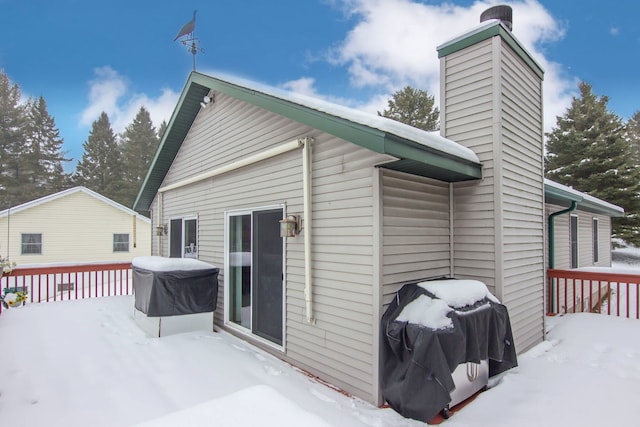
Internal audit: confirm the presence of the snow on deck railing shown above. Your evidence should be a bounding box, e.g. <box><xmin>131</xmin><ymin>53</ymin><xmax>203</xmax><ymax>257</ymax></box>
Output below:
<box><xmin>548</xmin><ymin>269</ymin><xmax>640</xmax><ymax>319</ymax></box>
<box><xmin>0</xmin><ymin>262</ymin><xmax>132</xmax><ymax>315</ymax></box>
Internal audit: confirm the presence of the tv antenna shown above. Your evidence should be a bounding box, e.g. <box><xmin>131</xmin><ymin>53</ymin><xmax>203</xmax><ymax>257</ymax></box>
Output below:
<box><xmin>174</xmin><ymin>10</ymin><xmax>204</xmax><ymax>70</ymax></box>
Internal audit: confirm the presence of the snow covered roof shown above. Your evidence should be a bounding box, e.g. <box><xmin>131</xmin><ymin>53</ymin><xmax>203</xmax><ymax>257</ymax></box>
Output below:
<box><xmin>544</xmin><ymin>179</ymin><xmax>625</xmax><ymax>217</ymax></box>
<box><xmin>134</xmin><ymin>71</ymin><xmax>483</xmax><ymax>212</ymax></box>
<box><xmin>0</xmin><ymin>186</ymin><xmax>151</xmax><ymax>222</ymax></box>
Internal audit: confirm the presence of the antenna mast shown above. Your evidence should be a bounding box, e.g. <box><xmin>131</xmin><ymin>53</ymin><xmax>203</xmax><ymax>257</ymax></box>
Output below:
<box><xmin>181</xmin><ymin>36</ymin><xmax>204</xmax><ymax>71</ymax></box>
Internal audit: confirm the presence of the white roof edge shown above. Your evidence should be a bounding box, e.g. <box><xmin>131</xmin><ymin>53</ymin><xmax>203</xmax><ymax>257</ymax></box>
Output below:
<box><xmin>544</xmin><ymin>178</ymin><xmax>624</xmax><ymax>214</ymax></box>
<box><xmin>0</xmin><ymin>187</ymin><xmax>151</xmax><ymax>223</ymax></box>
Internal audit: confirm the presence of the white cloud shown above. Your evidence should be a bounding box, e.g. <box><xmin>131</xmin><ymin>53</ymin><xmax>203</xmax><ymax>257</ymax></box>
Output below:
<box><xmin>610</xmin><ymin>27</ymin><xmax>620</xmax><ymax>36</ymax></box>
<box><xmin>322</xmin><ymin>0</ymin><xmax>577</xmax><ymax>133</ymax></box>
<box><xmin>80</xmin><ymin>66</ymin><xmax>178</xmax><ymax>135</ymax></box>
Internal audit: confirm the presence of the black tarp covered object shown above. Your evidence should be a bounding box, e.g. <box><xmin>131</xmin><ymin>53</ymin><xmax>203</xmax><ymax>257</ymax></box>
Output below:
<box><xmin>133</xmin><ymin>259</ymin><xmax>219</xmax><ymax>317</ymax></box>
<box><xmin>381</xmin><ymin>281</ymin><xmax>518</xmax><ymax>423</ymax></box>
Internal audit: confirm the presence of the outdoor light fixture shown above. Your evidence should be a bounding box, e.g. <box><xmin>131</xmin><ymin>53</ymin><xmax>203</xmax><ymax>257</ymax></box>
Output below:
<box><xmin>279</xmin><ymin>215</ymin><xmax>301</xmax><ymax>238</ymax></box>
<box><xmin>200</xmin><ymin>93</ymin><xmax>214</xmax><ymax>109</ymax></box>
<box><xmin>155</xmin><ymin>224</ymin><xmax>168</xmax><ymax>236</ymax></box>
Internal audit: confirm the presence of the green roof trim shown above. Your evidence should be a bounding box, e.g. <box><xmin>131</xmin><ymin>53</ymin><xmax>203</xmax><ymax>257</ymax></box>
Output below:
<box><xmin>437</xmin><ymin>21</ymin><xmax>544</xmax><ymax>80</ymax></box>
<box><xmin>133</xmin><ymin>79</ymin><xmax>209</xmax><ymax>212</ymax></box>
<box><xmin>544</xmin><ymin>179</ymin><xmax>625</xmax><ymax>218</ymax></box>
<box><xmin>134</xmin><ymin>72</ymin><xmax>482</xmax><ymax>212</ymax></box>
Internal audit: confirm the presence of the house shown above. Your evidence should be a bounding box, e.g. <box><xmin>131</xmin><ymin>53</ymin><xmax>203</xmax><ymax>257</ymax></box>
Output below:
<box><xmin>545</xmin><ymin>178</ymin><xmax>624</xmax><ymax>269</ymax></box>
<box><xmin>0</xmin><ymin>187</ymin><xmax>151</xmax><ymax>265</ymax></box>
<box><xmin>134</xmin><ymin>13</ymin><xmax>622</xmax><ymax>405</ymax></box>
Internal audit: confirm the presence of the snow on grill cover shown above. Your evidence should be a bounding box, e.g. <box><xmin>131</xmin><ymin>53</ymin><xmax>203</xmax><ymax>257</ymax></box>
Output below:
<box><xmin>132</xmin><ymin>256</ymin><xmax>219</xmax><ymax>317</ymax></box>
<box><xmin>381</xmin><ymin>278</ymin><xmax>518</xmax><ymax>423</ymax></box>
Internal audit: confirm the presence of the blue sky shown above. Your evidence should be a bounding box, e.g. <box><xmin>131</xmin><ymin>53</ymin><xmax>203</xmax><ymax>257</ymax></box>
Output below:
<box><xmin>1</xmin><ymin>0</ymin><xmax>638</xmax><ymax>171</ymax></box>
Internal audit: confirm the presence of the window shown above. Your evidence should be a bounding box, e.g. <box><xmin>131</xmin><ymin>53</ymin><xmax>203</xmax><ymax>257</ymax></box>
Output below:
<box><xmin>21</xmin><ymin>233</ymin><xmax>42</xmax><ymax>255</ymax></box>
<box><xmin>170</xmin><ymin>216</ymin><xmax>198</xmax><ymax>258</ymax></box>
<box><xmin>113</xmin><ymin>234</ymin><xmax>130</xmax><ymax>252</ymax></box>
<box><xmin>593</xmin><ymin>218</ymin><xmax>599</xmax><ymax>263</ymax></box>
<box><xmin>570</xmin><ymin>215</ymin><xmax>578</xmax><ymax>269</ymax></box>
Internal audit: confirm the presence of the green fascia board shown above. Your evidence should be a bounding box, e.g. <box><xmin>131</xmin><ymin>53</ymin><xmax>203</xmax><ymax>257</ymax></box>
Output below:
<box><xmin>437</xmin><ymin>21</ymin><xmax>544</xmax><ymax>81</ymax></box>
<box><xmin>544</xmin><ymin>182</ymin><xmax>624</xmax><ymax>218</ymax></box>
<box><xmin>133</xmin><ymin>78</ymin><xmax>209</xmax><ymax>212</ymax></box>
<box><xmin>383</xmin><ymin>134</ymin><xmax>482</xmax><ymax>180</ymax></box>
<box><xmin>189</xmin><ymin>72</ymin><xmax>388</xmax><ymax>152</ymax></box>
<box><xmin>134</xmin><ymin>71</ymin><xmax>482</xmax><ymax>212</ymax></box>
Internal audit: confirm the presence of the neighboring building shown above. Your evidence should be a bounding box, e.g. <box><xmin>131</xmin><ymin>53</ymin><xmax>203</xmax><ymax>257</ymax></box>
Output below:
<box><xmin>0</xmin><ymin>187</ymin><xmax>151</xmax><ymax>265</ymax></box>
<box><xmin>134</xmin><ymin>17</ymin><xmax>622</xmax><ymax>405</ymax></box>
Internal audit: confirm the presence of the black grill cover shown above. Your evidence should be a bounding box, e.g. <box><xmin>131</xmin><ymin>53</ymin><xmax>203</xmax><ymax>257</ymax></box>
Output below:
<box><xmin>133</xmin><ymin>264</ymin><xmax>219</xmax><ymax>317</ymax></box>
<box><xmin>381</xmin><ymin>281</ymin><xmax>518</xmax><ymax>422</ymax></box>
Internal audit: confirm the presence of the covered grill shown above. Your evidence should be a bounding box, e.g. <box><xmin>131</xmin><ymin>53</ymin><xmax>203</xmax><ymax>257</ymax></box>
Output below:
<box><xmin>381</xmin><ymin>278</ymin><xmax>518</xmax><ymax>422</ymax></box>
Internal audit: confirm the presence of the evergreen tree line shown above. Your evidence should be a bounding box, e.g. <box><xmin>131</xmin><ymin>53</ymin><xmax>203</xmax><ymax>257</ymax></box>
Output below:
<box><xmin>4</xmin><ymin>68</ymin><xmax>640</xmax><ymax>245</ymax></box>
<box><xmin>381</xmin><ymin>84</ymin><xmax>640</xmax><ymax>246</ymax></box>
<box><xmin>0</xmin><ymin>70</ymin><xmax>165</xmax><ymax>211</ymax></box>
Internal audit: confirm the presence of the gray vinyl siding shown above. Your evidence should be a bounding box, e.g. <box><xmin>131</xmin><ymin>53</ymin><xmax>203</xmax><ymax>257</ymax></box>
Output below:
<box><xmin>442</xmin><ymin>38</ymin><xmax>497</xmax><ymax>291</ymax></box>
<box><xmin>441</xmin><ymin>35</ymin><xmax>545</xmax><ymax>353</ymax></box>
<box><xmin>381</xmin><ymin>169</ymin><xmax>451</xmax><ymax>306</ymax></box>
<box><xmin>498</xmin><ymin>38</ymin><xmax>545</xmax><ymax>353</ymax></box>
<box><xmin>285</xmin><ymin>135</ymin><xmax>389</xmax><ymax>403</ymax></box>
<box><xmin>547</xmin><ymin>203</ymin><xmax>613</xmax><ymax>269</ymax></box>
<box><xmin>154</xmin><ymin>93</ymin><xmax>391</xmax><ymax>404</ymax></box>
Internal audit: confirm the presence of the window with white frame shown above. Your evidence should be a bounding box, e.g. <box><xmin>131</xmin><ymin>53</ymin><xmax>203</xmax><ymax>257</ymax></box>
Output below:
<box><xmin>21</xmin><ymin>233</ymin><xmax>42</xmax><ymax>255</ymax></box>
<box><xmin>113</xmin><ymin>234</ymin><xmax>130</xmax><ymax>252</ymax></box>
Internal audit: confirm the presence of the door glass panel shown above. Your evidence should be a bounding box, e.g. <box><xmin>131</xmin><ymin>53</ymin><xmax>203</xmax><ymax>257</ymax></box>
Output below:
<box><xmin>229</xmin><ymin>214</ymin><xmax>252</xmax><ymax>329</ymax></box>
<box><xmin>252</xmin><ymin>209</ymin><xmax>283</xmax><ymax>345</ymax></box>
<box><xmin>170</xmin><ymin>219</ymin><xmax>182</xmax><ymax>258</ymax></box>
<box><xmin>184</xmin><ymin>218</ymin><xmax>197</xmax><ymax>258</ymax></box>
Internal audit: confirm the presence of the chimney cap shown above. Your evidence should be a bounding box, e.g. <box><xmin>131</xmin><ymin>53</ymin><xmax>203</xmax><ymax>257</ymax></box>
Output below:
<box><xmin>480</xmin><ymin>5</ymin><xmax>513</xmax><ymax>31</ymax></box>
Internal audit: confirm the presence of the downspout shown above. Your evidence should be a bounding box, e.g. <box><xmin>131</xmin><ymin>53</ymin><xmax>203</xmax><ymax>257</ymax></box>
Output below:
<box><xmin>132</xmin><ymin>214</ymin><xmax>137</xmax><ymax>249</ymax></box>
<box><xmin>302</xmin><ymin>137</ymin><xmax>315</xmax><ymax>324</ymax></box>
<box><xmin>6</xmin><ymin>207</ymin><xmax>10</xmax><ymax>260</ymax></box>
<box><xmin>449</xmin><ymin>183</ymin><xmax>454</xmax><ymax>278</ymax></box>
<box><xmin>157</xmin><ymin>193</ymin><xmax>163</xmax><ymax>256</ymax></box>
<box><xmin>548</xmin><ymin>201</ymin><xmax>577</xmax><ymax>311</ymax></box>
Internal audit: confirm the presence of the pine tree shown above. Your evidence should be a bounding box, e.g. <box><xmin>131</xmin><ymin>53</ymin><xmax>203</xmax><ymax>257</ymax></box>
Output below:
<box><xmin>119</xmin><ymin>106</ymin><xmax>159</xmax><ymax>207</ymax></box>
<box><xmin>378</xmin><ymin>86</ymin><xmax>439</xmax><ymax>131</ymax></box>
<box><xmin>546</xmin><ymin>82</ymin><xmax>640</xmax><ymax>245</ymax></box>
<box><xmin>0</xmin><ymin>70</ymin><xmax>27</xmax><ymax>210</ymax></box>
<box><xmin>627</xmin><ymin>111</ymin><xmax>640</xmax><ymax>163</ymax></box>
<box><xmin>74</xmin><ymin>112</ymin><xmax>123</xmax><ymax>203</ymax></box>
<box><xmin>24</xmin><ymin>96</ymin><xmax>71</xmax><ymax>197</ymax></box>
<box><xmin>157</xmin><ymin>120</ymin><xmax>168</xmax><ymax>141</ymax></box>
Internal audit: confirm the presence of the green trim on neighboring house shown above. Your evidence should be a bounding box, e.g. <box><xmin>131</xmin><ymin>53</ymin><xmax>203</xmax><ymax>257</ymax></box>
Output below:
<box><xmin>134</xmin><ymin>72</ymin><xmax>483</xmax><ymax>212</ymax></box>
<box><xmin>437</xmin><ymin>21</ymin><xmax>544</xmax><ymax>80</ymax></box>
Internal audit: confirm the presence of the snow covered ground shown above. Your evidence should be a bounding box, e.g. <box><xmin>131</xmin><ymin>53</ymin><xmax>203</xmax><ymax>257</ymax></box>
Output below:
<box><xmin>1</xmin><ymin>261</ymin><xmax>640</xmax><ymax>426</ymax></box>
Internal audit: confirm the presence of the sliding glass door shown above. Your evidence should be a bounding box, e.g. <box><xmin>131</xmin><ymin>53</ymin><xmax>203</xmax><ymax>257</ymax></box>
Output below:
<box><xmin>227</xmin><ymin>208</ymin><xmax>283</xmax><ymax>345</ymax></box>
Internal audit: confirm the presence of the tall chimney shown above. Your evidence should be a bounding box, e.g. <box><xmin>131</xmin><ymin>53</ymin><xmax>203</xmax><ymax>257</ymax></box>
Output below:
<box><xmin>437</xmin><ymin>9</ymin><xmax>545</xmax><ymax>352</ymax></box>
